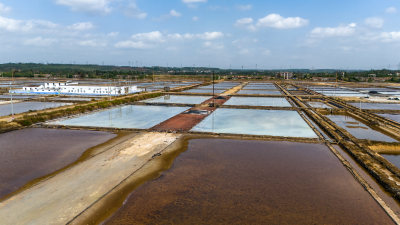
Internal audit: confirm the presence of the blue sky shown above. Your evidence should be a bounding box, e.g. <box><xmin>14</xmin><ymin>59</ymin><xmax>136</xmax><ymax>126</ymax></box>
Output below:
<box><xmin>0</xmin><ymin>0</ymin><xmax>399</xmax><ymax>69</ymax></box>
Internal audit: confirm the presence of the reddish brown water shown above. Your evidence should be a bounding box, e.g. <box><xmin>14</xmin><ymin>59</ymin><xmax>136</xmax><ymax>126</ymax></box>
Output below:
<box><xmin>0</xmin><ymin>128</ymin><xmax>115</xmax><ymax>199</ymax></box>
<box><xmin>105</xmin><ymin>139</ymin><xmax>393</xmax><ymax>225</ymax></box>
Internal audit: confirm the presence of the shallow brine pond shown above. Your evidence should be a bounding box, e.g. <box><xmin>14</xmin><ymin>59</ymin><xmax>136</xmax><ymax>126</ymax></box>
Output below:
<box><xmin>52</xmin><ymin>105</ymin><xmax>189</xmax><ymax>129</ymax></box>
<box><xmin>349</xmin><ymin>102</ymin><xmax>400</xmax><ymax>110</ymax></box>
<box><xmin>237</xmin><ymin>89</ymin><xmax>282</xmax><ymax>95</ymax></box>
<box><xmin>224</xmin><ymin>97</ymin><xmax>291</xmax><ymax>107</ymax></box>
<box><xmin>142</xmin><ymin>95</ymin><xmax>210</xmax><ymax>104</ymax></box>
<box><xmin>381</xmin><ymin>154</ymin><xmax>400</xmax><ymax>170</ymax></box>
<box><xmin>379</xmin><ymin>114</ymin><xmax>400</xmax><ymax>123</ymax></box>
<box><xmin>191</xmin><ymin>108</ymin><xmax>317</xmax><ymax>138</ymax></box>
<box><xmin>307</xmin><ymin>101</ymin><xmax>331</xmax><ymax>109</ymax></box>
<box><xmin>104</xmin><ymin>139</ymin><xmax>393</xmax><ymax>225</ymax></box>
<box><xmin>0</xmin><ymin>128</ymin><xmax>115</xmax><ymax>199</ymax></box>
<box><xmin>326</xmin><ymin>114</ymin><xmax>397</xmax><ymax>142</ymax></box>
<box><xmin>183</xmin><ymin>89</ymin><xmax>225</xmax><ymax>94</ymax></box>
<box><xmin>0</xmin><ymin>102</ymin><xmax>71</xmax><ymax>117</ymax></box>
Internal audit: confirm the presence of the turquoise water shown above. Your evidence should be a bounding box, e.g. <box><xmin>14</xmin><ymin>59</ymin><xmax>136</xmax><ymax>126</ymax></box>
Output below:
<box><xmin>224</xmin><ymin>97</ymin><xmax>291</xmax><ymax>107</ymax></box>
<box><xmin>142</xmin><ymin>95</ymin><xmax>210</xmax><ymax>104</ymax></box>
<box><xmin>191</xmin><ymin>108</ymin><xmax>317</xmax><ymax>138</ymax></box>
<box><xmin>52</xmin><ymin>105</ymin><xmax>189</xmax><ymax>129</ymax></box>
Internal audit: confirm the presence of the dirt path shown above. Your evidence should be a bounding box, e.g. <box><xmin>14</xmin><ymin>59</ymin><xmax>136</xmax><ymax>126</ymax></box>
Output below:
<box><xmin>0</xmin><ymin>132</ymin><xmax>181</xmax><ymax>225</ymax></box>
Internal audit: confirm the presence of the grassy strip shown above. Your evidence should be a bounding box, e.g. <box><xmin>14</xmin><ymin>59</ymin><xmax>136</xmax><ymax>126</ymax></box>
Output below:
<box><xmin>13</xmin><ymin>92</ymin><xmax>163</xmax><ymax>127</ymax></box>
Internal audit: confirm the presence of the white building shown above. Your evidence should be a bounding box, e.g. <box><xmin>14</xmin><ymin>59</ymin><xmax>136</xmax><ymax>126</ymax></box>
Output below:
<box><xmin>11</xmin><ymin>82</ymin><xmax>143</xmax><ymax>96</ymax></box>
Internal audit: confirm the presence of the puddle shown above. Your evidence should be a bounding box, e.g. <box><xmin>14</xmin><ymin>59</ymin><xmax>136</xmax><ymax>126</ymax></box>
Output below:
<box><xmin>0</xmin><ymin>102</ymin><xmax>72</xmax><ymax>117</ymax></box>
<box><xmin>224</xmin><ymin>97</ymin><xmax>291</xmax><ymax>107</ymax></box>
<box><xmin>0</xmin><ymin>128</ymin><xmax>115</xmax><ymax>199</ymax></box>
<box><xmin>237</xmin><ymin>90</ymin><xmax>282</xmax><ymax>95</ymax></box>
<box><xmin>325</xmin><ymin>114</ymin><xmax>397</xmax><ymax>142</ymax></box>
<box><xmin>104</xmin><ymin>139</ymin><xmax>393</xmax><ymax>225</ymax></box>
<box><xmin>52</xmin><ymin>105</ymin><xmax>189</xmax><ymax>129</ymax></box>
<box><xmin>348</xmin><ymin>103</ymin><xmax>400</xmax><ymax>110</ymax></box>
<box><xmin>142</xmin><ymin>95</ymin><xmax>210</xmax><ymax>104</ymax></box>
<box><xmin>191</xmin><ymin>108</ymin><xmax>317</xmax><ymax>138</ymax></box>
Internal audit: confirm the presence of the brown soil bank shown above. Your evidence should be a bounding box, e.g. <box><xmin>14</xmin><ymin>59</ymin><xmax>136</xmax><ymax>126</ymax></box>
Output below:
<box><xmin>105</xmin><ymin>139</ymin><xmax>394</xmax><ymax>225</ymax></box>
<box><xmin>0</xmin><ymin>128</ymin><xmax>116</xmax><ymax>199</ymax></box>
<box><xmin>0</xmin><ymin>132</ymin><xmax>180</xmax><ymax>225</ymax></box>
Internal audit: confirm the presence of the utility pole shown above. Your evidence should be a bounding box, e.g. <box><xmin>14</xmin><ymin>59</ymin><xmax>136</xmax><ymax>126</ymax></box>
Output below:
<box><xmin>10</xmin><ymin>69</ymin><xmax>15</xmax><ymax>120</ymax></box>
<box><xmin>212</xmin><ymin>71</ymin><xmax>215</xmax><ymax>107</ymax></box>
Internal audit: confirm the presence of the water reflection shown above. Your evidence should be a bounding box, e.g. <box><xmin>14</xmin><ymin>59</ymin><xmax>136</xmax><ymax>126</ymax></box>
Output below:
<box><xmin>224</xmin><ymin>97</ymin><xmax>291</xmax><ymax>107</ymax></box>
<box><xmin>326</xmin><ymin>114</ymin><xmax>397</xmax><ymax>142</ymax></box>
<box><xmin>191</xmin><ymin>108</ymin><xmax>317</xmax><ymax>138</ymax></box>
<box><xmin>142</xmin><ymin>95</ymin><xmax>210</xmax><ymax>104</ymax></box>
<box><xmin>53</xmin><ymin>105</ymin><xmax>189</xmax><ymax>129</ymax></box>
<box><xmin>0</xmin><ymin>102</ymin><xmax>71</xmax><ymax>117</ymax></box>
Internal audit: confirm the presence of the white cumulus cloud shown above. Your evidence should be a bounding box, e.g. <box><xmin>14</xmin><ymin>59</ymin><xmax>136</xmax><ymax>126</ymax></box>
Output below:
<box><xmin>124</xmin><ymin>1</ymin><xmax>147</xmax><ymax>19</ymax></box>
<box><xmin>55</xmin><ymin>0</ymin><xmax>113</xmax><ymax>14</ymax></box>
<box><xmin>24</xmin><ymin>37</ymin><xmax>57</xmax><ymax>46</ymax></box>
<box><xmin>79</xmin><ymin>39</ymin><xmax>106</xmax><ymax>47</ymax></box>
<box><xmin>379</xmin><ymin>32</ymin><xmax>400</xmax><ymax>42</ymax></box>
<box><xmin>236</xmin><ymin>14</ymin><xmax>308</xmax><ymax>31</ymax></box>
<box><xmin>182</xmin><ymin>0</ymin><xmax>207</xmax><ymax>8</ymax></box>
<box><xmin>257</xmin><ymin>14</ymin><xmax>308</xmax><ymax>29</ymax></box>
<box><xmin>68</xmin><ymin>22</ymin><xmax>94</xmax><ymax>31</ymax></box>
<box><xmin>169</xmin><ymin>9</ymin><xmax>181</xmax><ymax>17</ymax></box>
<box><xmin>0</xmin><ymin>2</ymin><xmax>11</xmax><ymax>14</ymax></box>
<box><xmin>310</xmin><ymin>23</ymin><xmax>357</xmax><ymax>38</ymax></box>
<box><xmin>386</xmin><ymin>7</ymin><xmax>397</xmax><ymax>14</ymax></box>
<box><xmin>364</xmin><ymin>17</ymin><xmax>384</xmax><ymax>29</ymax></box>
<box><xmin>0</xmin><ymin>16</ymin><xmax>58</xmax><ymax>32</ymax></box>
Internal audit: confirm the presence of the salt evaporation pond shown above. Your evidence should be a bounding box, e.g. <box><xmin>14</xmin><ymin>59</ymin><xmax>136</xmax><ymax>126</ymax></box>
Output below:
<box><xmin>183</xmin><ymin>89</ymin><xmax>225</xmax><ymax>94</ymax></box>
<box><xmin>142</xmin><ymin>95</ymin><xmax>210</xmax><ymax>104</ymax></box>
<box><xmin>0</xmin><ymin>128</ymin><xmax>115</xmax><ymax>199</ymax></box>
<box><xmin>379</xmin><ymin>114</ymin><xmax>400</xmax><ymax>123</ymax></box>
<box><xmin>243</xmin><ymin>85</ymin><xmax>277</xmax><ymax>90</ymax></box>
<box><xmin>308</xmin><ymin>101</ymin><xmax>331</xmax><ymax>108</ymax></box>
<box><xmin>349</xmin><ymin>102</ymin><xmax>400</xmax><ymax>110</ymax></box>
<box><xmin>104</xmin><ymin>139</ymin><xmax>393</xmax><ymax>225</ymax></box>
<box><xmin>191</xmin><ymin>108</ymin><xmax>317</xmax><ymax>138</ymax></box>
<box><xmin>381</xmin><ymin>154</ymin><xmax>400</xmax><ymax>169</ymax></box>
<box><xmin>224</xmin><ymin>97</ymin><xmax>291</xmax><ymax>107</ymax></box>
<box><xmin>237</xmin><ymin>89</ymin><xmax>282</xmax><ymax>95</ymax></box>
<box><xmin>326</xmin><ymin>114</ymin><xmax>397</xmax><ymax>142</ymax></box>
<box><xmin>53</xmin><ymin>105</ymin><xmax>189</xmax><ymax>129</ymax></box>
<box><xmin>0</xmin><ymin>102</ymin><xmax>71</xmax><ymax>117</ymax></box>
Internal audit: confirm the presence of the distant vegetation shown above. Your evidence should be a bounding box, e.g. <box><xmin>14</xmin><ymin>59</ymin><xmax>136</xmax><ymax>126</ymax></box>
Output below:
<box><xmin>0</xmin><ymin>63</ymin><xmax>399</xmax><ymax>82</ymax></box>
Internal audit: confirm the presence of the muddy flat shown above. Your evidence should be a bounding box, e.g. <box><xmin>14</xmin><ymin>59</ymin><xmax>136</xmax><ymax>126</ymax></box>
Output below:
<box><xmin>105</xmin><ymin>139</ymin><xmax>394</xmax><ymax>225</ymax></box>
<box><xmin>0</xmin><ymin>128</ymin><xmax>116</xmax><ymax>199</ymax></box>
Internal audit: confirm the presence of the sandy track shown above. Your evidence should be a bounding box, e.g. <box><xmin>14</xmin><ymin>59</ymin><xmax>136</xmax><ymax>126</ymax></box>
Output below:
<box><xmin>0</xmin><ymin>132</ymin><xmax>180</xmax><ymax>225</ymax></box>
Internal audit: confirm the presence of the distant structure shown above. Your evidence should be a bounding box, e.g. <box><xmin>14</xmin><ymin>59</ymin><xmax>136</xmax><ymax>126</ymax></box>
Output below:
<box><xmin>10</xmin><ymin>82</ymin><xmax>142</xmax><ymax>96</ymax></box>
<box><xmin>279</xmin><ymin>72</ymin><xmax>293</xmax><ymax>79</ymax></box>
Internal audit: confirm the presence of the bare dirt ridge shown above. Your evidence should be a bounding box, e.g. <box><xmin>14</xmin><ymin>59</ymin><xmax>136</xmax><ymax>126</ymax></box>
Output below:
<box><xmin>0</xmin><ymin>132</ymin><xmax>181</xmax><ymax>225</ymax></box>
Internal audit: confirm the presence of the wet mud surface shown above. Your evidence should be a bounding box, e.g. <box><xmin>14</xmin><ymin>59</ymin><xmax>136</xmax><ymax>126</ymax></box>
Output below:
<box><xmin>105</xmin><ymin>139</ymin><xmax>393</xmax><ymax>225</ymax></box>
<box><xmin>0</xmin><ymin>128</ymin><xmax>115</xmax><ymax>199</ymax></box>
